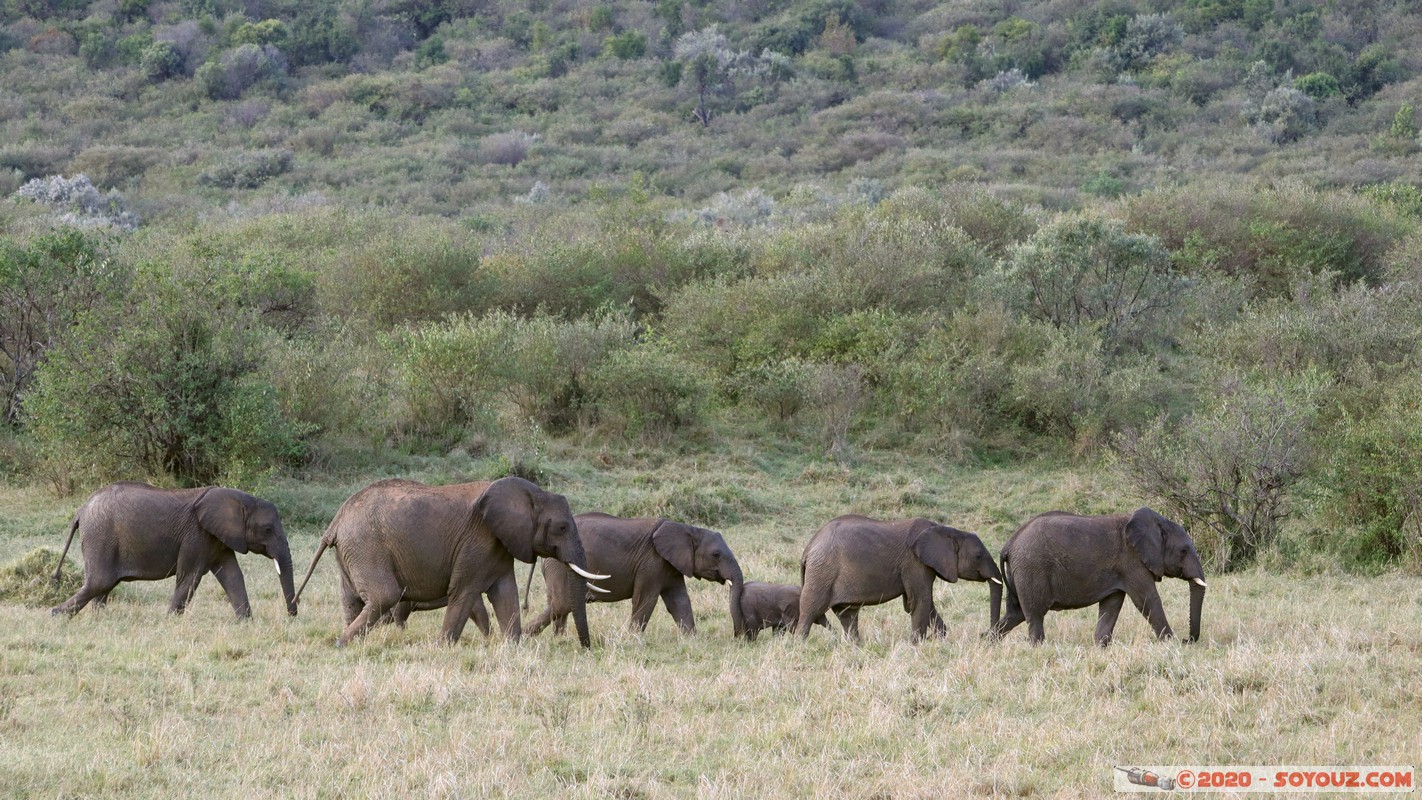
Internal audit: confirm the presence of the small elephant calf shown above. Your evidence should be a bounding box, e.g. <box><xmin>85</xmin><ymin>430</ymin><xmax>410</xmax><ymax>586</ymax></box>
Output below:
<box><xmin>741</xmin><ymin>581</ymin><xmax>828</xmax><ymax>641</ymax></box>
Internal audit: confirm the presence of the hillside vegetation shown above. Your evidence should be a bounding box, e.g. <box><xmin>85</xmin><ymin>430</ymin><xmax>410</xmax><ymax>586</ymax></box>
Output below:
<box><xmin>2</xmin><ymin>0</ymin><xmax>1422</xmax><ymax>575</ymax></box>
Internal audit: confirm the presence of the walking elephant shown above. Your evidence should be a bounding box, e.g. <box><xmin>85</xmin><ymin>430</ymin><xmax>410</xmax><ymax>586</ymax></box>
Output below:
<box><xmin>525</xmin><ymin>513</ymin><xmax>746</xmax><ymax>637</ymax></box>
<box><xmin>50</xmin><ymin>482</ymin><xmax>297</xmax><ymax>618</ymax></box>
<box><xmin>295</xmin><ymin>476</ymin><xmax>608</xmax><ymax>647</ymax></box>
<box><xmin>796</xmin><ymin>515</ymin><xmax>1002</xmax><ymax>641</ymax></box>
<box><xmin>740</xmin><ymin>581</ymin><xmax>828</xmax><ymax>641</ymax></box>
<box><xmin>988</xmin><ymin>508</ymin><xmax>1207</xmax><ymax>646</ymax></box>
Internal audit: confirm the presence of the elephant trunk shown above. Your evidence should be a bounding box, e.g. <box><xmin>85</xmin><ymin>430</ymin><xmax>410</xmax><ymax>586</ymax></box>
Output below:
<box><xmin>275</xmin><ymin>541</ymin><xmax>297</xmax><ymax>616</ymax></box>
<box><xmin>726</xmin><ymin>561</ymin><xmax>746</xmax><ymax>639</ymax></box>
<box><xmin>561</xmin><ymin>543</ymin><xmax>593</xmax><ymax>648</ymax></box>
<box><xmin>990</xmin><ymin>574</ymin><xmax>1003</xmax><ymax>628</ymax></box>
<box><xmin>1186</xmin><ymin>578</ymin><xmax>1205</xmax><ymax>644</ymax></box>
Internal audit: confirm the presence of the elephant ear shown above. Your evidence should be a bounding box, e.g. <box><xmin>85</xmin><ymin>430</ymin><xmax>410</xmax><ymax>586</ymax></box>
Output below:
<box><xmin>651</xmin><ymin>521</ymin><xmax>697</xmax><ymax>576</ymax></box>
<box><xmin>477</xmin><ymin>478</ymin><xmax>536</xmax><ymax>563</ymax></box>
<box><xmin>1125</xmin><ymin>507</ymin><xmax>1165</xmax><ymax>580</ymax></box>
<box><xmin>196</xmin><ymin>488</ymin><xmax>250</xmax><ymax>554</ymax></box>
<box><xmin>911</xmin><ymin>525</ymin><xmax>959</xmax><ymax>583</ymax></box>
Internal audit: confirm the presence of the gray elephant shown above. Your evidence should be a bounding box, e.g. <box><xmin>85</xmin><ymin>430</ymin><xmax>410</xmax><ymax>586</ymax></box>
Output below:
<box><xmin>740</xmin><ymin>581</ymin><xmax>828</xmax><ymax>641</ymax></box>
<box><xmin>295</xmin><ymin>476</ymin><xmax>607</xmax><ymax>647</ymax></box>
<box><xmin>988</xmin><ymin>508</ymin><xmax>1207</xmax><ymax>646</ymax></box>
<box><xmin>50</xmin><ymin>481</ymin><xmax>297</xmax><ymax>618</ymax></box>
<box><xmin>796</xmin><ymin>515</ymin><xmax>1002</xmax><ymax>641</ymax></box>
<box><xmin>525</xmin><ymin>513</ymin><xmax>746</xmax><ymax>637</ymax></box>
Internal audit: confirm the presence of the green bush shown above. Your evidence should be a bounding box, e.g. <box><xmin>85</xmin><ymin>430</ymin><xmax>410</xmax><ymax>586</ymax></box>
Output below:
<box><xmin>1316</xmin><ymin>375</ymin><xmax>1422</xmax><ymax>568</ymax></box>
<box><xmin>588</xmin><ymin>343</ymin><xmax>714</xmax><ymax>439</ymax></box>
<box><xmin>1</xmin><ymin>228</ymin><xmax>127</xmax><ymax>425</ymax></box>
<box><xmin>23</xmin><ymin>262</ymin><xmax>311</xmax><ymax>487</ymax></box>
<box><xmin>1124</xmin><ymin>181</ymin><xmax>1411</xmax><ymax>298</ymax></box>
<box><xmin>196</xmin><ymin>149</ymin><xmax>294</xmax><ymax>189</ymax></box>
<box><xmin>1113</xmin><ymin>371</ymin><xmax>1327</xmax><ymax>571</ymax></box>
<box><xmin>389</xmin><ymin>309</ymin><xmax>637</xmax><ymax>441</ymax></box>
<box><xmin>139</xmin><ymin>40</ymin><xmax>184</xmax><ymax>82</ymax></box>
<box><xmin>987</xmin><ymin>212</ymin><xmax>1183</xmax><ymax>355</ymax></box>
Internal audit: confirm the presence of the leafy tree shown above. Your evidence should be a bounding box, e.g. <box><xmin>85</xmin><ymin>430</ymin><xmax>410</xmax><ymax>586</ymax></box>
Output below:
<box><xmin>990</xmin><ymin>213</ymin><xmax>1183</xmax><ymax>355</ymax></box>
<box><xmin>22</xmin><ymin>251</ymin><xmax>315</xmax><ymax>485</ymax></box>
<box><xmin>1293</xmin><ymin>71</ymin><xmax>1341</xmax><ymax>101</ymax></box>
<box><xmin>0</xmin><ymin>229</ymin><xmax>128</xmax><ymax>425</ymax></box>
<box><xmin>604</xmin><ymin>30</ymin><xmax>647</xmax><ymax>60</ymax></box>
<box><xmin>1114</xmin><ymin>373</ymin><xmax>1326</xmax><ymax>571</ymax></box>
<box><xmin>672</xmin><ymin>27</ymin><xmax>786</xmax><ymax>126</ymax></box>
<box><xmin>139</xmin><ymin>40</ymin><xmax>185</xmax><ymax>82</ymax></box>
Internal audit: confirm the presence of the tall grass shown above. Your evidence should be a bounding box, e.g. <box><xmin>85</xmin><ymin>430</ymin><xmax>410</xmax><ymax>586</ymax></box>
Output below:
<box><xmin>2</xmin><ymin>449</ymin><xmax>1418</xmax><ymax>797</ymax></box>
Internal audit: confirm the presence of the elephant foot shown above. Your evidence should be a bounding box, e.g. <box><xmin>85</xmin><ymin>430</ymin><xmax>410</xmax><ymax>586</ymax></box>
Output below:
<box><xmin>49</xmin><ymin>606</ymin><xmax>70</xmax><ymax>617</ymax></box>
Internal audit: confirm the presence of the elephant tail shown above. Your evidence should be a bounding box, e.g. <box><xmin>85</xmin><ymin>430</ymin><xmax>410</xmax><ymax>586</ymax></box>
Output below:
<box><xmin>521</xmin><ymin>558</ymin><xmax>537</xmax><ymax>611</ymax></box>
<box><xmin>294</xmin><ymin>535</ymin><xmax>333</xmax><ymax>606</ymax></box>
<box><xmin>52</xmin><ymin>516</ymin><xmax>81</xmax><ymax>584</ymax></box>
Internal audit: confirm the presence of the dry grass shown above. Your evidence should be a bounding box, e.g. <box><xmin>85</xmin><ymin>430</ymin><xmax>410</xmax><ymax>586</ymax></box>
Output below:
<box><xmin>1</xmin><ymin>454</ymin><xmax>1419</xmax><ymax>798</ymax></box>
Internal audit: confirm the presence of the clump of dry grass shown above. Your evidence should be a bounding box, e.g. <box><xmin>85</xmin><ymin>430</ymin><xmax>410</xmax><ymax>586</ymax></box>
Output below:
<box><xmin>0</xmin><ymin>546</ymin><xmax>80</xmax><ymax>607</ymax></box>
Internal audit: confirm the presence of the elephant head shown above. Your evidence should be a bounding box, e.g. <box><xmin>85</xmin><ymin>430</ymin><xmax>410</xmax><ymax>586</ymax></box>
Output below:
<box><xmin>197</xmin><ymin>488</ymin><xmax>297</xmax><ymax>616</ymax></box>
<box><xmin>910</xmin><ymin>523</ymin><xmax>1004</xmax><ymax>586</ymax></box>
<box><xmin>652</xmin><ymin>522</ymin><xmax>746</xmax><ymax>639</ymax></box>
<box><xmin>477</xmin><ymin>476</ymin><xmax>601</xmax><ymax>647</ymax></box>
<box><xmin>1124</xmin><ymin>507</ymin><xmax>1206</xmax><ymax>643</ymax></box>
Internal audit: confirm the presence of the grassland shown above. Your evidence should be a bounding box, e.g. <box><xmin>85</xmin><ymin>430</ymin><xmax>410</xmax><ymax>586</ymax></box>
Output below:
<box><xmin>2</xmin><ymin>443</ymin><xmax>1418</xmax><ymax>798</ymax></box>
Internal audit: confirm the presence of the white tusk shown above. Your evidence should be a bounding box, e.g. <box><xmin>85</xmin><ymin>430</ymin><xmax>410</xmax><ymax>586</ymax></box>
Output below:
<box><xmin>569</xmin><ymin>564</ymin><xmax>611</xmax><ymax>581</ymax></box>
<box><xmin>587</xmin><ymin>583</ymin><xmax>611</xmax><ymax>594</ymax></box>
<box><xmin>274</xmin><ymin>561</ymin><xmax>282</xmax><ymax>575</ymax></box>
<box><xmin>1192</xmin><ymin>578</ymin><xmax>1207</xmax><ymax>588</ymax></box>
<box><xmin>989</xmin><ymin>577</ymin><xmax>1003</xmax><ymax>585</ymax></box>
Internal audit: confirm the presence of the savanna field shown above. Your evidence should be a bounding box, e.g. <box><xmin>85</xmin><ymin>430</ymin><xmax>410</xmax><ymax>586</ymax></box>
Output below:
<box><xmin>5</xmin><ymin>0</ymin><xmax>1422</xmax><ymax>795</ymax></box>
<box><xmin>2</xmin><ymin>446</ymin><xmax>1420</xmax><ymax>798</ymax></box>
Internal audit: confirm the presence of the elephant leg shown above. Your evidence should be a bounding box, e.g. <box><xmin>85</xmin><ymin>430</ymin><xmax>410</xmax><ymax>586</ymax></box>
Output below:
<box><xmin>92</xmin><ymin>590</ymin><xmax>111</xmax><ymax>608</ymax></box>
<box><xmin>833</xmin><ymin>605</ymin><xmax>861</xmax><ymax>641</ymax></box>
<box><xmin>481</xmin><ymin>571</ymin><xmax>522</xmax><ymax>643</ymax></box>
<box><xmin>339</xmin><ymin>570</ymin><xmax>364</xmax><ymax>626</ymax></box>
<box><xmin>1094</xmin><ymin>592</ymin><xmax>1127</xmax><ymax>646</ymax></box>
<box><xmin>796</xmin><ymin>581</ymin><xmax>835</xmax><ymax>638</ymax></box>
<box><xmin>338</xmin><ymin>573</ymin><xmax>403</xmax><ymax>646</ymax></box>
<box><xmin>627</xmin><ymin>583</ymin><xmax>662</xmax><ymax>633</ymax></box>
<box><xmin>209</xmin><ymin>550</ymin><xmax>252</xmax><ymax>619</ymax></box>
<box><xmin>51</xmin><ymin>575</ymin><xmax>118</xmax><ymax>616</ymax></box>
<box><xmin>661</xmin><ymin>583</ymin><xmax>696</xmax><ymax>635</ymax></box>
<box><xmin>526</xmin><ymin>561</ymin><xmax>570</xmax><ymax>636</ymax></box>
<box><xmin>470</xmin><ymin>595</ymin><xmax>492</xmax><ymax>638</ymax></box>
<box><xmin>169</xmin><ymin>564</ymin><xmax>206</xmax><ymax>614</ymax></box>
<box><xmin>1127</xmin><ymin>584</ymin><xmax>1174</xmax><ymax>641</ymax></box>
<box><xmin>989</xmin><ymin>583</ymin><xmax>1028</xmax><ymax>638</ymax></box>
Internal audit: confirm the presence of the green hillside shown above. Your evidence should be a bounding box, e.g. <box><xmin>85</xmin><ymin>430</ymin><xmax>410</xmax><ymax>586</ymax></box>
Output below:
<box><xmin>3</xmin><ymin>0</ymin><xmax>1422</xmax><ymax>572</ymax></box>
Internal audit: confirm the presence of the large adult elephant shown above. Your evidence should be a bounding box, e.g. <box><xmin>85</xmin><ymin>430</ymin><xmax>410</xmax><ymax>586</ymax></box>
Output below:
<box><xmin>50</xmin><ymin>482</ymin><xmax>297</xmax><ymax>618</ymax></box>
<box><xmin>796</xmin><ymin>515</ymin><xmax>1002</xmax><ymax>641</ymax></box>
<box><xmin>988</xmin><ymin>508</ymin><xmax>1207</xmax><ymax>646</ymax></box>
<box><xmin>295</xmin><ymin>476</ymin><xmax>608</xmax><ymax>647</ymax></box>
<box><xmin>525</xmin><ymin>513</ymin><xmax>746</xmax><ymax>637</ymax></box>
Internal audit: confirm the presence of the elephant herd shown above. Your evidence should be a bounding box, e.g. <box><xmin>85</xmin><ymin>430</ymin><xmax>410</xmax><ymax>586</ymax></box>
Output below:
<box><xmin>49</xmin><ymin>477</ymin><xmax>1208</xmax><ymax>648</ymax></box>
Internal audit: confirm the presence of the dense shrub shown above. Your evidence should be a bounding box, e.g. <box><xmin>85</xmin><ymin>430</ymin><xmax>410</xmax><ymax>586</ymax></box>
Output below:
<box><xmin>196</xmin><ymin>43</ymin><xmax>287</xmax><ymax>100</ymax></box>
<box><xmin>1124</xmin><ymin>182</ymin><xmax>1410</xmax><ymax>297</ymax></box>
<box><xmin>588</xmin><ymin>343</ymin><xmax>714</xmax><ymax>438</ymax></box>
<box><xmin>0</xmin><ymin>228</ymin><xmax>127</xmax><ymax>424</ymax></box>
<box><xmin>23</xmin><ymin>261</ymin><xmax>312</xmax><ymax>487</ymax></box>
<box><xmin>388</xmin><ymin>309</ymin><xmax>637</xmax><ymax>440</ymax></box>
<box><xmin>1316</xmin><ymin>374</ymin><xmax>1422</xmax><ymax>567</ymax></box>
<box><xmin>988</xmin><ymin>212</ymin><xmax>1183</xmax><ymax>355</ymax></box>
<box><xmin>1113</xmin><ymin>372</ymin><xmax>1326</xmax><ymax>571</ymax></box>
<box><xmin>12</xmin><ymin>174</ymin><xmax>138</xmax><ymax>230</ymax></box>
<box><xmin>196</xmin><ymin>149</ymin><xmax>293</xmax><ymax>189</ymax></box>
